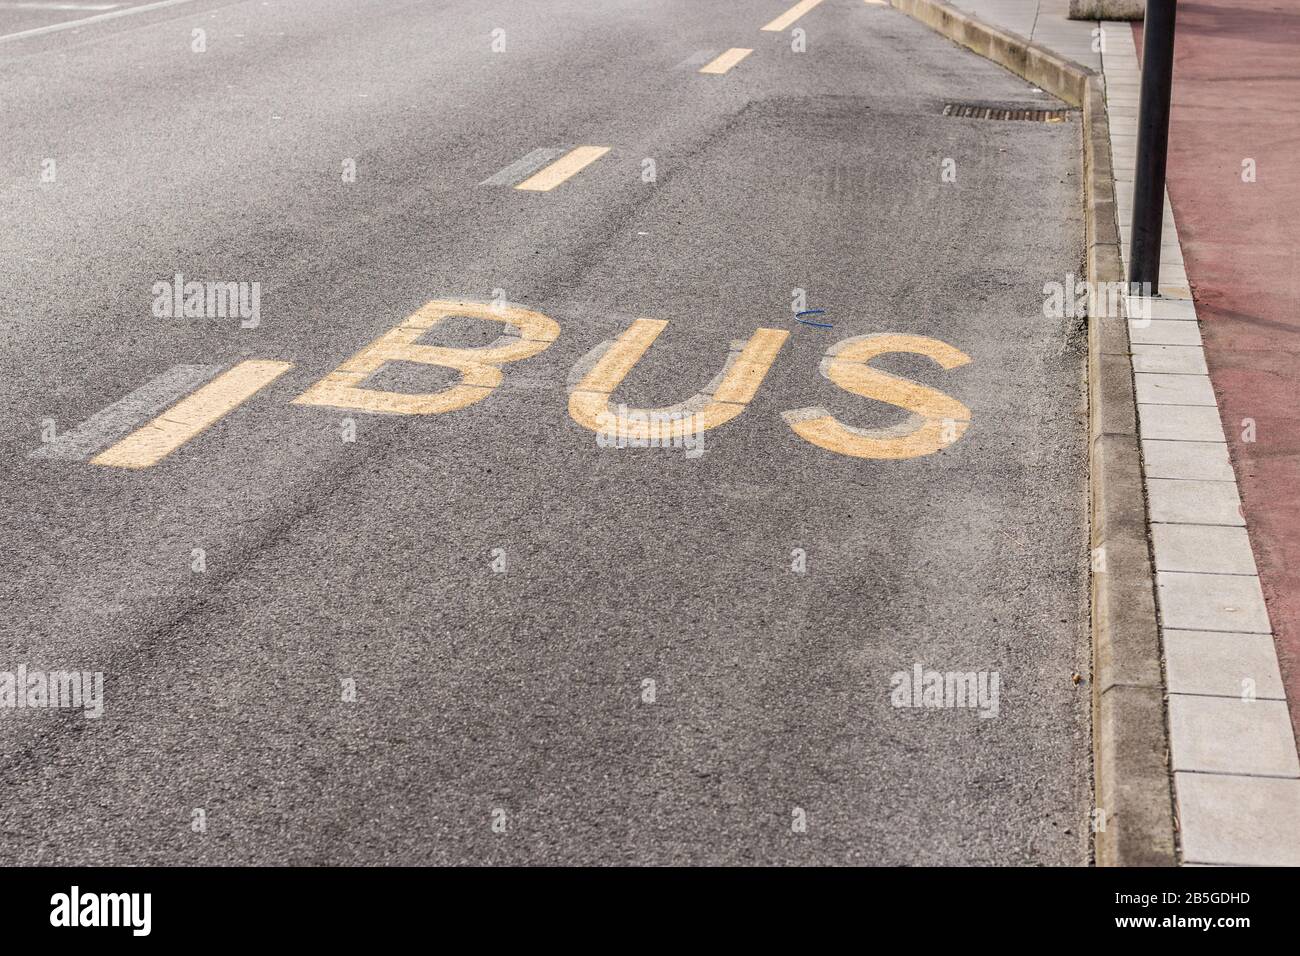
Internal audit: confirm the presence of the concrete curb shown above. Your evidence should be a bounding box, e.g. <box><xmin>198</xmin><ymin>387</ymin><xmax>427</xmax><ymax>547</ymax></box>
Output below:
<box><xmin>890</xmin><ymin>0</ymin><xmax>1178</xmax><ymax>865</ymax></box>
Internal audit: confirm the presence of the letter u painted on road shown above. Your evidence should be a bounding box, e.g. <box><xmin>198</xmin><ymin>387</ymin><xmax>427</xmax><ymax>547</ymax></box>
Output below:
<box><xmin>293</xmin><ymin>299</ymin><xmax>560</xmax><ymax>415</ymax></box>
<box><xmin>568</xmin><ymin>318</ymin><xmax>789</xmax><ymax>440</ymax></box>
<box><xmin>783</xmin><ymin>333</ymin><xmax>971</xmax><ymax>459</ymax></box>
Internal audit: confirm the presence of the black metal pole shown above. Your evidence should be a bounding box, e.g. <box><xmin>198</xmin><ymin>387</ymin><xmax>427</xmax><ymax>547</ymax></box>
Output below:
<box><xmin>1128</xmin><ymin>0</ymin><xmax>1178</xmax><ymax>293</ymax></box>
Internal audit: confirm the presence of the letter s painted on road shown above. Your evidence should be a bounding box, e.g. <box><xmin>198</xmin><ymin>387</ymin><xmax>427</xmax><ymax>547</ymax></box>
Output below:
<box><xmin>782</xmin><ymin>333</ymin><xmax>971</xmax><ymax>460</ymax></box>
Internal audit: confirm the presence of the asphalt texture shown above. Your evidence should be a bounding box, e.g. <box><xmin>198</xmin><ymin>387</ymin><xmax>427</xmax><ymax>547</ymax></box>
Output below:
<box><xmin>0</xmin><ymin>0</ymin><xmax>1089</xmax><ymax>864</ymax></box>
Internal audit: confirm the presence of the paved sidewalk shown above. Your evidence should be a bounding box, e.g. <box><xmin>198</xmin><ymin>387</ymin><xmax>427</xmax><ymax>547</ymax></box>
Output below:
<box><xmin>1132</xmin><ymin>0</ymin><xmax>1300</xmax><ymax>759</ymax></box>
<box><xmin>1107</xmin><ymin>26</ymin><xmax>1300</xmax><ymax>867</ymax></box>
<box><xmin>947</xmin><ymin>0</ymin><xmax>1300</xmax><ymax>865</ymax></box>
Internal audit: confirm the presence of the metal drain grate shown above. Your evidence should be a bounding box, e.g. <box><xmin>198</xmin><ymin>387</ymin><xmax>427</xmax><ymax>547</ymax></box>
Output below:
<box><xmin>942</xmin><ymin>103</ymin><xmax>1069</xmax><ymax>122</ymax></box>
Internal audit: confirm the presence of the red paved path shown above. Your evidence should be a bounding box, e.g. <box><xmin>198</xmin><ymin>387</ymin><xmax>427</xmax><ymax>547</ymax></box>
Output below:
<box><xmin>1134</xmin><ymin>3</ymin><xmax>1300</xmax><ymax>741</ymax></box>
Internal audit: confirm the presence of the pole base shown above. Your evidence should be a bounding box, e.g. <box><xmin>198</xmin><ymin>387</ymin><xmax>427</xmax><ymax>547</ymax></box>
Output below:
<box><xmin>1068</xmin><ymin>0</ymin><xmax>1144</xmax><ymax>20</ymax></box>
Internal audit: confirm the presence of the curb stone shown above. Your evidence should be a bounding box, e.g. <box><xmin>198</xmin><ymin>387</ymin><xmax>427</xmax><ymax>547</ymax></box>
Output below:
<box><xmin>889</xmin><ymin>0</ymin><xmax>1178</xmax><ymax>866</ymax></box>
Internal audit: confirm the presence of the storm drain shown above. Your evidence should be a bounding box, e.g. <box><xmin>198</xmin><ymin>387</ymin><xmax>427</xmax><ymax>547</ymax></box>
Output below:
<box><xmin>942</xmin><ymin>103</ymin><xmax>1069</xmax><ymax>122</ymax></box>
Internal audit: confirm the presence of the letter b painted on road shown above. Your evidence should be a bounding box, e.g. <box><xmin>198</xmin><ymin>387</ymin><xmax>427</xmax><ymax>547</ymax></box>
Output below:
<box><xmin>293</xmin><ymin>299</ymin><xmax>559</xmax><ymax>416</ymax></box>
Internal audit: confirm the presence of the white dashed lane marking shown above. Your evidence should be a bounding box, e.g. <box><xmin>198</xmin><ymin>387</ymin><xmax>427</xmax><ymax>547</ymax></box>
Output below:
<box><xmin>92</xmin><ymin>360</ymin><xmax>292</xmax><ymax>470</ymax></box>
<box><xmin>699</xmin><ymin>48</ymin><xmax>752</xmax><ymax>75</ymax></box>
<box><xmin>28</xmin><ymin>364</ymin><xmax>222</xmax><ymax>461</ymax></box>
<box><xmin>0</xmin><ymin>4</ymin><xmax>122</xmax><ymax>10</ymax></box>
<box><xmin>480</xmin><ymin>147</ymin><xmax>567</xmax><ymax>187</ymax></box>
<box><xmin>514</xmin><ymin>146</ymin><xmax>610</xmax><ymax>192</ymax></box>
<box><xmin>0</xmin><ymin>0</ymin><xmax>200</xmax><ymax>43</ymax></box>
<box><xmin>673</xmin><ymin>49</ymin><xmax>716</xmax><ymax>71</ymax></box>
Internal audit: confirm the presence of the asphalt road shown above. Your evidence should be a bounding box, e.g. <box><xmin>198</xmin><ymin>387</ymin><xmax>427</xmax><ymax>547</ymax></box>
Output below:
<box><xmin>0</xmin><ymin>0</ymin><xmax>1089</xmax><ymax>864</ymax></box>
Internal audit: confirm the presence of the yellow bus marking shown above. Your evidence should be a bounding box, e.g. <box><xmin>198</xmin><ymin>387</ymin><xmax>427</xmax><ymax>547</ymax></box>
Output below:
<box><xmin>699</xmin><ymin>48</ymin><xmax>753</xmax><ymax>74</ymax></box>
<box><xmin>514</xmin><ymin>146</ymin><xmax>611</xmax><ymax>192</ymax></box>
<box><xmin>569</xmin><ymin>319</ymin><xmax>788</xmax><ymax>441</ymax></box>
<box><xmin>783</xmin><ymin>333</ymin><xmax>971</xmax><ymax>459</ymax></box>
<box><xmin>92</xmin><ymin>360</ymin><xmax>292</xmax><ymax>469</ymax></box>
<box><xmin>762</xmin><ymin>0</ymin><xmax>824</xmax><ymax>32</ymax></box>
<box><xmin>293</xmin><ymin>300</ymin><xmax>559</xmax><ymax>416</ymax></box>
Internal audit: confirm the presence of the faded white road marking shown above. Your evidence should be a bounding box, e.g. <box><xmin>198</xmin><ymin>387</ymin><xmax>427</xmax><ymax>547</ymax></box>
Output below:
<box><xmin>93</xmin><ymin>360</ymin><xmax>291</xmax><ymax>469</ymax></box>
<box><xmin>515</xmin><ymin>146</ymin><xmax>610</xmax><ymax>192</ymax></box>
<box><xmin>0</xmin><ymin>4</ymin><xmax>121</xmax><ymax>11</ymax></box>
<box><xmin>699</xmin><ymin>48</ymin><xmax>752</xmax><ymax>75</ymax></box>
<box><xmin>673</xmin><ymin>50</ymin><xmax>716</xmax><ymax>71</ymax></box>
<box><xmin>480</xmin><ymin>147</ymin><xmax>567</xmax><ymax>187</ymax></box>
<box><xmin>29</xmin><ymin>364</ymin><xmax>222</xmax><ymax>461</ymax></box>
<box><xmin>0</xmin><ymin>0</ymin><xmax>199</xmax><ymax>43</ymax></box>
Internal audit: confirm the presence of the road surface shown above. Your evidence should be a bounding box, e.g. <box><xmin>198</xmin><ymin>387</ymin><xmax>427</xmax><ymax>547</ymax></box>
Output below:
<box><xmin>0</xmin><ymin>0</ymin><xmax>1088</xmax><ymax>864</ymax></box>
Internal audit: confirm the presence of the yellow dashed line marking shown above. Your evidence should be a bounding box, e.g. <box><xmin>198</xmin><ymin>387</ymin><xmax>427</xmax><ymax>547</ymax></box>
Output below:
<box><xmin>699</xmin><ymin>48</ymin><xmax>753</xmax><ymax>75</ymax></box>
<box><xmin>514</xmin><ymin>145</ymin><xmax>611</xmax><ymax>192</ymax></box>
<box><xmin>91</xmin><ymin>360</ymin><xmax>292</xmax><ymax>469</ymax></box>
<box><xmin>761</xmin><ymin>0</ymin><xmax>824</xmax><ymax>31</ymax></box>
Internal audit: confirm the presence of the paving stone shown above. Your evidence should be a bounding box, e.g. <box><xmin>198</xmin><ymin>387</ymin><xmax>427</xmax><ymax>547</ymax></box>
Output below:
<box><xmin>1165</xmin><ymin>629</ymin><xmax>1285</xmax><ymax>699</ymax></box>
<box><xmin>1138</xmin><ymin>403</ymin><xmax>1226</xmax><ymax>442</ymax></box>
<box><xmin>1142</xmin><ymin>440</ymin><xmax>1233</xmax><ymax>480</ymax></box>
<box><xmin>1132</xmin><ymin>344</ymin><xmax>1208</xmax><ymax>375</ymax></box>
<box><xmin>1152</xmin><ymin>523</ymin><xmax>1256</xmax><ymax>574</ymax></box>
<box><xmin>1168</xmin><ymin>695</ymin><xmax>1300</xmax><ymax>776</ymax></box>
<box><xmin>1128</xmin><ymin>320</ymin><xmax>1201</xmax><ymax>346</ymax></box>
<box><xmin>1134</xmin><ymin>373</ymin><xmax>1216</xmax><ymax>406</ymax></box>
<box><xmin>1177</xmin><ymin>773</ymin><xmax>1300</xmax><ymax>866</ymax></box>
<box><xmin>1146</xmin><ymin>478</ymin><xmax>1244</xmax><ymax>525</ymax></box>
<box><xmin>1158</xmin><ymin>571</ymin><xmax>1271</xmax><ymax>633</ymax></box>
